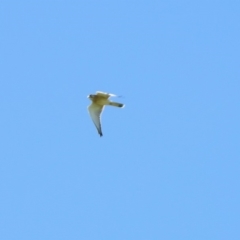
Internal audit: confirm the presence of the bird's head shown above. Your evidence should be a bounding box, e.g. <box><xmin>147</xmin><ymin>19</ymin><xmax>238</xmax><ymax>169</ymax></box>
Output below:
<box><xmin>87</xmin><ymin>94</ymin><xmax>95</xmax><ymax>100</ymax></box>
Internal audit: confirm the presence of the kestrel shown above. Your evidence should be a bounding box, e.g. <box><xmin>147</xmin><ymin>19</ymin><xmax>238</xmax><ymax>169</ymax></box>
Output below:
<box><xmin>87</xmin><ymin>91</ymin><xmax>124</xmax><ymax>136</ymax></box>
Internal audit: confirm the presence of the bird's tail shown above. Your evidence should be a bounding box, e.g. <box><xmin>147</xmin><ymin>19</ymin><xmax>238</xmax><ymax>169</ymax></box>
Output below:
<box><xmin>109</xmin><ymin>101</ymin><xmax>124</xmax><ymax>108</ymax></box>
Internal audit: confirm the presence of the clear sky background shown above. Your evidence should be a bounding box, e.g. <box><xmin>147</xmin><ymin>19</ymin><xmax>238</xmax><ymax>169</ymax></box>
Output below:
<box><xmin>0</xmin><ymin>1</ymin><xmax>239</xmax><ymax>239</ymax></box>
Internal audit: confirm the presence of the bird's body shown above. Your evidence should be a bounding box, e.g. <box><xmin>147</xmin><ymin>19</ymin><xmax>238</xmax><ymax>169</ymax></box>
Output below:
<box><xmin>87</xmin><ymin>91</ymin><xmax>124</xmax><ymax>136</ymax></box>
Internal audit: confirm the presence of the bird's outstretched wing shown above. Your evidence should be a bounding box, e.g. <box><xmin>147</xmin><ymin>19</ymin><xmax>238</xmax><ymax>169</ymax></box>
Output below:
<box><xmin>96</xmin><ymin>91</ymin><xmax>117</xmax><ymax>98</ymax></box>
<box><xmin>88</xmin><ymin>103</ymin><xmax>104</xmax><ymax>136</ymax></box>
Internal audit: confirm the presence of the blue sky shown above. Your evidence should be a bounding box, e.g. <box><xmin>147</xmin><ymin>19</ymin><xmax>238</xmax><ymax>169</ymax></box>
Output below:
<box><xmin>0</xmin><ymin>1</ymin><xmax>239</xmax><ymax>239</ymax></box>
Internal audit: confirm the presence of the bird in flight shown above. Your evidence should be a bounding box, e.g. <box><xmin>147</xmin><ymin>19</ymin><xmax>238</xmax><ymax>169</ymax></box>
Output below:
<box><xmin>87</xmin><ymin>91</ymin><xmax>124</xmax><ymax>136</ymax></box>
